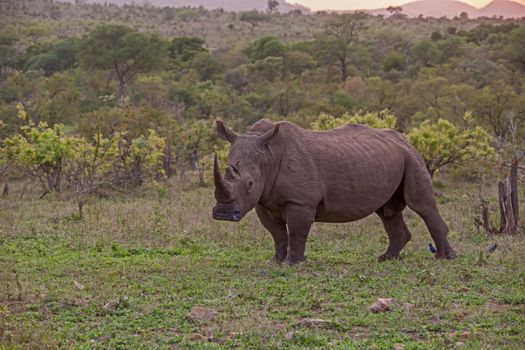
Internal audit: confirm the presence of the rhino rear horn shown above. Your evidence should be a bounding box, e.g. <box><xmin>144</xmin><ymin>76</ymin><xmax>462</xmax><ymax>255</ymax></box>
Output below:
<box><xmin>213</xmin><ymin>153</ymin><xmax>232</xmax><ymax>202</ymax></box>
<box><xmin>216</xmin><ymin>118</ymin><xmax>238</xmax><ymax>143</ymax></box>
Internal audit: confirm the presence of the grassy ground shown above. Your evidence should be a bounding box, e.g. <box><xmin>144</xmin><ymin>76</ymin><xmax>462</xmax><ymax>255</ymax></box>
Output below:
<box><xmin>0</xmin><ymin>182</ymin><xmax>524</xmax><ymax>349</ymax></box>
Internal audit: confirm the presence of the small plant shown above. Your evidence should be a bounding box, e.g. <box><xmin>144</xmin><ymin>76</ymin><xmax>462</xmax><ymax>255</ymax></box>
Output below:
<box><xmin>64</xmin><ymin>132</ymin><xmax>117</xmax><ymax>219</ymax></box>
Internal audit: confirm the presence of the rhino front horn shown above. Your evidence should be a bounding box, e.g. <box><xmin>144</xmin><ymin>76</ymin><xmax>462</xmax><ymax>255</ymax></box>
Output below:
<box><xmin>214</xmin><ymin>153</ymin><xmax>232</xmax><ymax>203</ymax></box>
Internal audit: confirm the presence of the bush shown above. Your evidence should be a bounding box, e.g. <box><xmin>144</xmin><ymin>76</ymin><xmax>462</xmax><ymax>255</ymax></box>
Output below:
<box><xmin>310</xmin><ymin>110</ymin><xmax>397</xmax><ymax>130</ymax></box>
<box><xmin>407</xmin><ymin>113</ymin><xmax>495</xmax><ymax>177</ymax></box>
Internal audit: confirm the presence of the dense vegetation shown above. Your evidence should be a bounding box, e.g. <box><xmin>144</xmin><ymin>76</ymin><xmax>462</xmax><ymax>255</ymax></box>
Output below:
<box><xmin>1</xmin><ymin>1</ymin><xmax>524</xmax><ymax>196</ymax></box>
<box><xmin>0</xmin><ymin>1</ymin><xmax>524</xmax><ymax>348</ymax></box>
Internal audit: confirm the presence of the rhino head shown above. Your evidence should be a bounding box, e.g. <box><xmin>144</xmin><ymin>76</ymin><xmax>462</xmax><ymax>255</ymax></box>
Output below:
<box><xmin>212</xmin><ymin>119</ymin><xmax>280</xmax><ymax>222</ymax></box>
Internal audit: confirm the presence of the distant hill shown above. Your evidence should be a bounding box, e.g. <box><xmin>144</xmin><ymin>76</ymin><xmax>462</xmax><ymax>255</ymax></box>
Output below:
<box><xmin>478</xmin><ymin>0</ymin><xmax>525</xmax><ymax>18</ymax></box>
<box><xmin>369</xmin><ymin>0</ymin><xmax>525</xmax><ymax>18</ymax></box>
<box><xmin>60</xmin><ymin>0</ymin><xmax>525</xmax><ymax>17</ymax></box>
<box><xmin>70</xmin><ymin>0</ymin><xmax>310</xmax><ymax>13</ymax></box>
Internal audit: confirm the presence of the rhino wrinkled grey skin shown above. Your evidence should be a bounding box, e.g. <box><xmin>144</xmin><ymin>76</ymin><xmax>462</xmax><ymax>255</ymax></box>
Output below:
<box><xmin>212</xmin><ymin>119</ymin><xmax>456</xmax><ymax>265</ymax></box>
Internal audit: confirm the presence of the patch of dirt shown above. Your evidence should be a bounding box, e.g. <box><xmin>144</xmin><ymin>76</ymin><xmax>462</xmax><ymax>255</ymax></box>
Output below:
<box><xmin>284</xmin><ymin>331</ymin><xmax>295</xmax><ymax>340</ymax></box>
<box><xmin>300</xmin><ymin>318</ymin><xmax>328</xmax><ymax>327</ymax></box>
<box><xmin>348</xmin><ymin>326</ymin><xmax>370</xmax><ymax>340</ymax></box>
<box><xmin>74</xmin><ymin>298</ymin><xmax>91</xmax><ymax>307</ymax></box>
<box><xmin>486</xmin><ymin>301</ymin><xmax>509</xmax><ymax>312</ymax></box>
<box><xmin>186</xmin><ymin>307</ymin><xmax>217</xmax><ymax>322</ymax></box>
<box><xmin>189</xmin><ymin>333</ymin><xmax>206</xmax><ymax>341</ymax></box>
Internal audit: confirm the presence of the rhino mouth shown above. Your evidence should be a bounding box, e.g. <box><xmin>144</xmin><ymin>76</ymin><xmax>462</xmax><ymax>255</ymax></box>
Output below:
<box><xmin>212</xmin><ymin>206</ymin><xmax>243</xmax><ymax>222</ymax></box>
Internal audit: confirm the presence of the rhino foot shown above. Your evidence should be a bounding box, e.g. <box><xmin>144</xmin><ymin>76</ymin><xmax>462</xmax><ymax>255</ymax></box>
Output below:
<box><xmin>273</xmin><ymin>254</ymin><xmax>287</xmax><ymax>264</ymax></box>
<box><xmin>435</xmin><ymin>249</ymin><xmax>456</xmax><ymax>259</ymax></box>
<box><xmin>286</xmin><ymin>254</ymin><xmax>306</xmax><ymax>265</ymax></box>
<box><xmin>377</xmin><ymin>253</ymin><xmax>402</xmax><ymax>262</ymax></box>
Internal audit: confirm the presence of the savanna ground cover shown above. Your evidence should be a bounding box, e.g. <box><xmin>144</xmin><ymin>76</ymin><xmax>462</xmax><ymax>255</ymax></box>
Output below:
<box><xmin>1</xmin><ymin>181</ymin><xmax>524</xmax><ymax>349</ymax></box>
<box><xmin>1</xmin><ymin>1</ymin><xmax>525</xmax><ymax>348</ymax></box>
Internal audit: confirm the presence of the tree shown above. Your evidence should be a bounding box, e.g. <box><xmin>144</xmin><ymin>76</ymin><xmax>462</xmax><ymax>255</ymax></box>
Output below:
<box><xmin>267</xmin><ymin>0</ymin><xmax>279</xmax><ymax>13</ymax></box>
<box><xmin>29</xmin><ymin>72</ymin><xmax>81</xmax><ymax>125</ymax></box>
<box><xmin>243</xmin><ymin>36</ymin><xmax>287</xmax><ymax>62</ymax></box>
<box><xmin>239</xmin><ymin>10</ymin><xmax>267</xmax><ymax>32</ymax></box>
<box><xmin>0</xmin><ymin>121</ymin><xmax>10</xmax><ymax>193</ymax></box>
<box><xmin>407</xmin><ymin>114</ymin><xmax>495</xmax><ymax>177</ymax></box>
<box><xmin>23</xmin><ymin>38</ymin><xmax>78</xmax><ymax>76</ymax></box>
<box><xmin>181</xmin><ymin>120</ymin><xmax>216</xmax><ymax>187</ymax></box>
<box><xmin>224</xmin><ymin>68</ymin><xmax>248</xmax><ymax>92</ymax></box>
<box><xmin>474</xmin><ymin>80</ymin><xmax>519</xmax><ymax>142</ymax></box>
<box><xmin>430</xmin><ymin>31</ymin><xmax>443</xmax><ymax>42</ymax></box>
<box><xmin>283</xmin><ymin>50</ymin><xmax>315</xmax><ymax>76</ymax></box>
<box><xmin>505</xmin><ymin>25</ymin><xmax>525</xmax><ymax>71</ymax></box>
<box><xmin>411</xmin><ymin>40</ymin><xmax>439</xmax><ymax>67</ymax></box>
<box><xmin>323</xmin><ymin>11</ymin><xmax>368</xmax><ymax>82</ymax></box>
<box><xmin>169</xmin><ymin>36</ymin><xmax>207</xmax><ymax>63</ymax></box>
<box><xmin>0</xmin><ymin>32</ymin><xmax>19</xmax><ymax>79</ymax></box>
<box><xmin>383</xmin><ymin>51</ymin><xmax>406</xmax><ymax>72</ymax></box>
<box><xmin>78</xmin><ymin>24</ymin><xmax>168</xmax><ymax>102</ymax></box>
<box><xmin>435</xmin><ymin>36</ymin><xmax>464</xmax><ymax>64</ymax></box>
<box><xmin>366</xmin><ymin>77</ymin><xmax>398</xmax><ymax>111</ymax></box>
<box><xmin>247</xmin><ymin>56</ymin><xmax>284</xmax><ymax>82</ymax></box>
<box><xmin>191</xmin><ymin>52</ymin><xmax>222</xmax><ymax>81</ymax></box>
<box><xmin>386</xmin><ymin>6</ymin><xmax>403</xmax><ymax>17</ymax></box>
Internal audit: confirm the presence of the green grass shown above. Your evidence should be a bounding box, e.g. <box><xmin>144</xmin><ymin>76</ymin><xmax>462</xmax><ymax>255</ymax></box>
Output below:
<box><xmin>0</xmin><ymin>184</ymin><xmax>524</xmax><ymax>349</ymax></box>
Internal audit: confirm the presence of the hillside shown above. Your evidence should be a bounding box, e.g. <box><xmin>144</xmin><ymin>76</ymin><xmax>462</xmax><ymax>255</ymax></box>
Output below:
<box><xmin>66</xmin><ymin>0</ymin><xmax>310</xmax><ymax>13</ymax></box>
<box><xmin>478</xmin><ymin>0</ymin><xmax>525</xmax><ymax>18</ymax></box>
<box><xmin>397</xmin><ymin>0</ymin><xmax>477</xmax><ymax>18</ymax></box>
<box><xmin>370</xmin><ymin>0</ymin><xmax>525</xmax><ymax>18</ymax></box>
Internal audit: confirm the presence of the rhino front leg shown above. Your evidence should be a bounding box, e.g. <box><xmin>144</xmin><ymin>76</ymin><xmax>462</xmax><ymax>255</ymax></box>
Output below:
<box><xmin>255</xmin><ymin>205</ymin><xmax>288</xmax><ymax>262</ymax></box>
<box><xmin>284</xmin><ymin>205</ymin><xmax>314</xmax><ymax>265</ymax></box>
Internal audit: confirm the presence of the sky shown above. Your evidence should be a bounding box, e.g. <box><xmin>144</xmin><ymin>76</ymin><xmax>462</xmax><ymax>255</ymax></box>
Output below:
<box><xmin>293</xmin><ymin>0</ymin><xmax>525</xmax><ymax>11</ymax></box>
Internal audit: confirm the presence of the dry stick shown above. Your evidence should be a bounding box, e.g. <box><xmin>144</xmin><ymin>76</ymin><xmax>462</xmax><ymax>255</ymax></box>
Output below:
<box><xmin>498</xmin><ymin>181</ymin><xmax>507</xmax><ymax>233</ymax></box>
<box><xmin>478</xmin><ymin>179</ymin><xmax>494</xmax><ymax>236</ymax></box>
<box><xmin>504</xmin><ymin>178</ymin><xmax>517</xmax><ymax>234</ymax></box>
<box><xmin>507</xmin><ymin>116</ymin><xmax>520</xmax><ymax>231</ymax></box>
<box><xmin>509</xmin><ymin>157</ymin><xmax>519</xmax><ymax>227</ymax></box>
<box><xmin>19</xmin><ymin>172</ymin><xmax>38</xmax><ymax>199</ymax></box>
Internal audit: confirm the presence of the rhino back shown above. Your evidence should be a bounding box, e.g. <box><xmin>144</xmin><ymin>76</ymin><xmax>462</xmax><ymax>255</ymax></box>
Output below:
<box><xmin>268</xmin><ymin>123</ymin><xmax>413</xmax><ymax>222</ymax></box>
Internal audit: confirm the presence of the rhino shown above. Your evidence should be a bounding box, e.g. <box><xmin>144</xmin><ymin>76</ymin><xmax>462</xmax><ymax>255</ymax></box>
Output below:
<box><xmin>212</xmin><ymin>118</ymin><xmax>456</xmax><ymax>265</ymax></box>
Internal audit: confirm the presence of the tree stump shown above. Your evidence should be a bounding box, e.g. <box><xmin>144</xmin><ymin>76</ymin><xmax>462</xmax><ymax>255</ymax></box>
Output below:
<box><xmin>480</xmin><ymin>157</ymin><xmax>520</xmax><ymax>235</ymax></box>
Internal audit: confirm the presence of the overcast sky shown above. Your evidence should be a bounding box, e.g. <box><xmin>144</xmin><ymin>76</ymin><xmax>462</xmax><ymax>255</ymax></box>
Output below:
<box><xmin>294</xmin><ymin>0</ymin><xmax>525</xmax><ymax>11</ymax></box>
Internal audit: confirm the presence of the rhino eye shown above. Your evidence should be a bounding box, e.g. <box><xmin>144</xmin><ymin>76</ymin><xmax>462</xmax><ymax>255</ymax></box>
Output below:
<box><xmin>225</xmin><ymin>168</ymin><xmax>235</xmax><ymax>181</ymax></box>
<box><xmin>230</xmin><ymin>164</ymin><xmax>240</xmax><ymax>175</ymax></box>
<box><xmin>225</xmin><ymin>165</ymin><xmax>240</xmax><ymax>181</ymax></box>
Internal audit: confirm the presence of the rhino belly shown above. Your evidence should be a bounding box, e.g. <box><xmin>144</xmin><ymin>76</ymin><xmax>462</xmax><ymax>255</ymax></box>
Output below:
<box><xmin>313</xmin><ymin>150</ymin><xmax>405</xmax><ymax>223</ymax></box>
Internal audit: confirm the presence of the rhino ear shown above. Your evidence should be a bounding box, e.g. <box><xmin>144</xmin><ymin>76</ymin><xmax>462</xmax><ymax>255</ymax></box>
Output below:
<box><xmin>216</xmin><ymin>118</ymin><xmax>238</xmax><ymax>143</ymax></box>
<box><xmin>256</xmin><ymin>123</ymin><xmax>280</xmax><ymax>149</ymax></box>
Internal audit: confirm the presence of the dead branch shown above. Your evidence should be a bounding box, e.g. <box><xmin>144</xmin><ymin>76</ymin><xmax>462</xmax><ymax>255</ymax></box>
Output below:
<box><xmin>479</xmin><ymin>156</ymin><xmax>520</xmax><ymax>235</ymax></box>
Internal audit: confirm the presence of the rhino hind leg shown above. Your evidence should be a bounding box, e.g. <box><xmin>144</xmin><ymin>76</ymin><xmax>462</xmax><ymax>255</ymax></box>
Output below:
<box><xmin>403</xmin><ymin>159</ymin><xmax>456</xmax><ymax>259</ymax></box>
<box><xmin>377</xmin><ymin>209</ymin><xmax>412</xmax><ymax>262</ymax></box>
